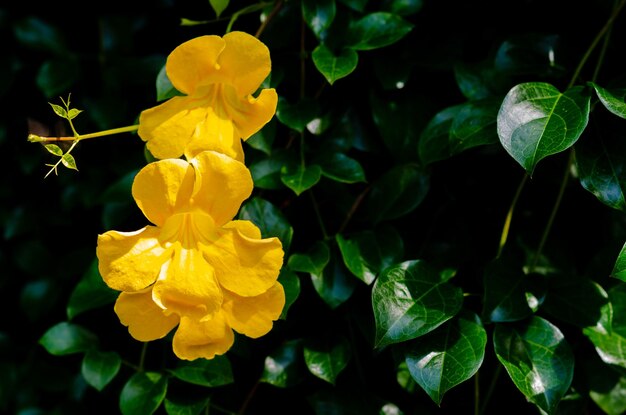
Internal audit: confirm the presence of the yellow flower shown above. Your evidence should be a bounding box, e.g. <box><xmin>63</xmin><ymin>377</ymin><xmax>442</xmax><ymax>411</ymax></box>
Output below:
<box><xmin>96</xmin><ymin>150</ymin><xmax>284</xmax><ymax>360</ymax></box>
<box><xmin>138</xmin><ymin>31</ymin><xmax>278</xmax><ymax>162</ymax></box>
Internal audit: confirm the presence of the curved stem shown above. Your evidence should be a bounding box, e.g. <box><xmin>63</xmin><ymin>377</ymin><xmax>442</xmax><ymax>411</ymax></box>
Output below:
<box><xmin>238</xmin><ymin>380</ymin><xmax>259</xmax><ymax>415</ymax></box>
<box><xmin>255</xmin><ymin>0</ymin><xmax>283</xmax><ymax>38</ymax></box>
<box><xmin>496</xmin><ymin>173</ymin><xmax>528</xmax><ymax>257</ymax></box>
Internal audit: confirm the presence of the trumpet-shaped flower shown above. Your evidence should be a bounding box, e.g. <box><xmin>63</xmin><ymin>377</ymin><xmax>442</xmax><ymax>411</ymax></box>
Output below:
<box><xmin>96</xmin><ymin>150</ymin><xmax>284</xmax><ymax>360</ymax></box>
<box><xmin>138</xmin><ymin>31</ymin><xmax>278</xmax><ymax>162</ymax></box>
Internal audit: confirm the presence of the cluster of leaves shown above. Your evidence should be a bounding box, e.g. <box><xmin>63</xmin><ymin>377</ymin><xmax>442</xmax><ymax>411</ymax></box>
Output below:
<box><xmin>6</xmin><ymin>0</ymin><xmax>626</xmax><ymax>414</ymax></box>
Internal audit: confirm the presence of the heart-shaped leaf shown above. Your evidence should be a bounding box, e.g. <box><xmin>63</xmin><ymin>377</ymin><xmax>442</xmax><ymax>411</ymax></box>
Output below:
<box><xmin>281</xmin><ymin>163</ymin><xmax>322</xmax><ymax>196</ymax></box>
<box><xmin>497</xmin><ymin>82</ymin><xmax>590</xmax><ymax>174</ymax></box>
<box><xmin>405</xmin><ymin>311</ymin><xmax>487</xmax><ymax>405</ymax></box>
<box><xmin>312</xmin><ymin>45</ymin><xmax>358</xmax><ymax>85</ymax></box>
<box><xmin>304</xmin><ymin>334</ymin><xmax>351</xmax><ymax>385</ymax></box>
<box><xmin>81</xmin><ymin>350</ymin><xmax>121</xmax><ymax>391</ymax></box>
<box><xmin>119</xmin><ymin>372</ymin><xmax>168</xmax><ymax>415</ymax></box>
<box><xmin>494</xmin><ymin>316</ymin><xmax>574</xmax><ymax>414</ymax></box>
<box><xmin>372</xmin><ymin>260</ymin><xmax>463</xmax><ymax>348</ymax></box>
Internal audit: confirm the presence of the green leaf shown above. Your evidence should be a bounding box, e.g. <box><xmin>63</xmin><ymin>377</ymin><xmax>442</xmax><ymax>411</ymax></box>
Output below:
<box><xmin>419</xmin><ymin>99</ymin><xmax>500</xmax><ymax>165</ymax></box>
<box><xmin>314</xmin><ymin>151</ymin><xmax>366</xmax><ymax>183</ymax></box>
<box><xmin>576</xmin><ymin>128</ymin><xmax>626</xmax><ymax>211</ymax></box>
<box><xmin>494</xmin><ymin>316</ymin><xmax>574</xmax><ymax>414</ymax></box>
<box><xmin>14</xmin><ymin>17</ymin><xmax>68</xmax><ymax>55</ymax></box>
<box><xmin>540</xmin><ymin>274</ymin><xmax>609</xmax><ymax>328</ymax></box>
<box><xmin>336</xmin><ymin>226</ymin><xmax>404</xmax><ymax>285</ymax></box>
<box><xmin>497</xmin><ymin>82</ymin><xmax>590</xmax><ymax>174</ymax></box>
<box><xmin>168</xmin><ymin>356</ymin><xmax>233</xmax><ymax>387</ymax></box>
<box><xmin>61</xmin><ymin>153</ymin><xmax>78</xmax><ymax>171</ymax></box>
<box><xmin>311</xmin><ymin>45</ymin><xmax>358</xmax><ymax>85</ymax></box>
<box><xmin>281</xmin><ymin>163</ymin><xmax>322</xmax><ymax>195</ymax></box>
<box><xmin>37</xmin><ymin>58</ymin><xmax>79</xmax><ymax>98</ymax></box>
<box><xmin>209</xmin><ymin>0</ymin><xmax>229</xmax><ymax>17</ymax></box>
<box><xmin>246</xmin><ymin>118</ymin><xmax>276</xmax><ymax>155</ymax></box>
<box><xmin>278</xmin><ymin>268</ymin><xmax>301</xmax><ymax>319</ymax></box>
<box><xmin>609</xmin><ymin>284</ymin><xmax>626</xmax><ymax>338</ymax></box>
<box><xmin>39</xmin><ymin>322</ymin><xmax>98</xmax><ymax>355</ymax></box>
<box><xmin>405</xmin><ymin>311</ymin><xmax>487</xmax><ymax>405</ymax></box>
<box><xmin>363</xmin><ymin>163</ymin><xmax>429</xmax><ymax>223</ymax></box>
<box><xmin>164</xmin><ymin>397</ymin><xmax>209</xmax><ymax>415</ymax></box>
<box><xmin>260</xmin><ymin>339</ymin><xmax>304</xmax><ymax>388</ymax></box>
<box><xmin>372</xmin><ymin>260</ymin><xmax>464</xmax><ymax>348</ymax></box>
<box><xmin>584</xmin><ymin>327</ymin><xmax>626</xmax><ymax>370</ymax></box>
<box><xmin>48</xmin><ymin>102</ymin><xmax>67</xmax><ymax>118</ymax></box>
<box><xmin>288</xmin><ymin>241</ymin><xmax>330</xmax><ymax>276</ymax></box>
<box><xmin>156</xmin><ymin>64</ymin><xmax>183</xmax><ymax>102</ymax></box>
<box><xmin>276</xmin><ymin>97</ymin><xmax>320</xmax><ymax>133</ymax></box>
<box><xmin>249</xmin><ymin>149</ymin><xmax>292</xmax><ymax>190</ymax></box>
<box><xmin>612</xmin><ymin>241</ymin><xmax>626</xmax><ymax>282</ymax></box>
<box><xmin>67</xmin><ymin>259</ymin><xmax>118</xmax><ymax>320</ymax></box>
<box><xmin>81</xmin><ymin>350</ymin><xmax>121</xmax><ymax>391</ymax></box>
<box><xmin>584</xmin><ymin>353</ymin><xmax>626</xmax><ymax>415</ymax></box>
<box><xmin>119</xmin><ymin>372</ymin><xmax>167</xmax><ymax>415</ymax></box>
<box><xmin>481</xmin><ymin>258</ymin><xmax>536</xmax><ymax>323</ymax></box>
<box><xmin>454</xmin><ymin>62</ymin><xmax>504</xmax><ymax>100</ymax></box>
<box><xmin>67</xmin><ymin>108</ymin><xmax>82</xmax><ymax>120</ymax></box>
<box><xmin>304</xmin><ymin>335</ymin><xmax>351</xmax><ymax>384</ymax></box>
<box><xmin>44</xmin><ymin>144</ymin><xmax>63</xmax><ymax>156</ymax></box>
<box><xmin>239</xmin><ymin>196</ymin><xmax>294</xmax><ymax>253</ymax></box>
<box><xmin>494</xmin><ymin>34</ymin><xmax>563</xmax><ymax>77</ymax></box>
<box><xmin>381</xmin><ymin>0</ymin><xmax>423</xmax><ymax>15</ymax></box>
<box><xmin>591</xmin><ymin>82</ymin><xmax>626</xmax><ymax>118</ymax></box>
<box><xmin>302</xmin><ymin>0</ymin><xmax>336</xmax><ymax>39</ymax></box>
<box><xmin>346</xmin><ymin>12</ymin><xmax>414</xmax><ymax>51</ymax></box>
<box><xmin>338</xmin><ymin>0</ymin><xmax>367</xmax><ymax>12</ymax></box>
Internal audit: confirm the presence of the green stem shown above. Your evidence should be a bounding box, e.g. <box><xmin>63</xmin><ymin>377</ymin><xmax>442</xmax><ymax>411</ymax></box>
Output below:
<box><xmin>138</xmin><ymin>342</ymin><xmax>148</xmax><ymax>372</ymax></box>
<box><xmin>309</xmin><ymin>190</ymin><xmax>329</xmax><ymax>240</ymax></box>
<box><xmin>255</xmin><ymin>0</ymin><xmax>283</xmax><ymax>38</ymax></box>
<box><xmin>479</xmin><ymin>363</ymin><xmax>502</xmax><ymax>415</ymax></box>
<box><xmin>496</xmin><ymin>173</ymin><xmax>528</xmax><ymax>257</ymax></box>
<box><xmin>238</xmin><ymin>380</ymin><xmax>259</xmax><ymax>415</ymax></box>
<box><xmin>29</xmin><ymin>124</ymin><xmax>139</xmax><ymax>143</ymax></box>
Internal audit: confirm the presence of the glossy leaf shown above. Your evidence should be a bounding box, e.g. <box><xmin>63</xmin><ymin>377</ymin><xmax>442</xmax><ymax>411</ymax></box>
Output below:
<box><xmin>363</xmin><ymin>163</ymin><xmax>429</xmax><ymax>223</ymax></box>
<box><xmin>312</xmin><ymin>45</ymin><xmax>358</xmax><ymax>85</ymax></box>
<box><xmin>583</xmin><ymin>328</ymin><xmax>626</xmax><ymax>370</ymax></box>
<box><xmin>497</xmin><ymin>82</ymin><xmax>590</xmax><ymax>174</ymax></box>
<box><xmin>81</xmin><ymin>350</ymin><xmax>121</xmax><ymax>391</ymax></box>
<box><xmin>288</xmin><ymin>241</ymin><xmax>330</xmax><ymax>276</ymax></box>
<box><xmin>612</xmin><ymin>241</ymin><xmax>626</xmax><ymax>282</ymax></box>
<box><xmin>576</xmin><ymin>129</ymin><xmax>626</xmax><ymax>211</ymax></box>
<box><xmin>61</xmin><ymin>153</ymin><xmax>78</xmax><ymax>170</ymax></box>
<box><xmin>302</xmin><ymin>0</ymin><xmax>336</xmax><ymax>39</ymax></box>
<box><xmin>336</xmin><ymin>226</ymin><xmax>404</xmax><ymax>285</ymax></box>
<box><xmin>481</xmin><ymin>258</ymin><xmax>541</xmax><ymax>323</ymax></box>
<box><xmin>164</xmin><ymin>397</ymin><xmax>209</xmax><ymax>415</ymax></box>
<box><xmin>246</xmin><ymin>118</ymin><xmax>276</xmax><ymax>155</ymax></box>
<box><xmin>168</xmin><ymin>356</ymin><xmax>233</xmax><ymax>387</ymax></box>
<box><xmin>591</xmin><ymin>82</ymin><xmax>626</xmax><ymax>118</ymax></box>
<box><xmin>260</xmin><ymin>339</ymin><xmax>304</xmax><ymax>388</ymax></box>
<box><xmin>239</xmin><ymin>196</ymin><xmax>293</xmax><ymax>253</ymax></box>
<box><xmin>278</xmin><ymin>268</ymin><xmax>301</xmax><ymax>319</ymax></box>
<box><xmin>584</xmin><ymin>353</ymin><xmax>626</xmax><ymax>415</ymax></box>
<box><xmin>494</xmin><ymin>316</ymin><xmax>574</xmax><ymax>414</ymax></box>
<box><xmin>381</xmin><ymin>0</ymin><xmax>423</xmax><ymax>15</ymax></box>
<box><xmin>609</xmin><ymin>284</ymin><xmax>626</xmax><ymax>338</ymax></box>
<box><xmin>281</xmin><ymin>163</ymin><xmax>322</xmax><ymax>196</ymax></box>
<box><xmin>39</xmin><ymin>322</ymin><xmax>98</xmax><ymax>355</ymax></box>
<box><xmin>249</xmin><ymin>149</ymin><xmax>292</xmax><ymax>190</ymax></box>
<box><xmin>405</xmin><ymin>311</ymin><xmax>487</xmax><ymax>405</ymax></box>
<box><xmin>276</xmin><ymin>97</ymin><xmax>320</xmax><ymax>133</ymax></box>
<box><xmin>419</xmin><ymin>99</ymin><xmax>500</xmax><ymax>165</ymax></box>
<box><xmin>540</xmin><ymin>274</ymin><xmax>609</xmax><ymax>328</ymax></box>
<box><xmin>372</xmin><ymin>260</ymin><xmax>463</xmax><ymax>348</ymax></box>
<box><xmin>119</xmin><ymin>372</ymin><xmax>167</xmax><ymax>415</ymax></box>
<box><xmin>304</xmin><ymin>335</ymin><xmax>351</xmax><ymax>384</ymax></box>
<box><xmin>67</xmin><ymin>259</ymin><xmax>118</xmax><ymax>320</ymax></box>
<box><xmin>347</xmin><ymin>12</ymin><xmax>414</xmax><ymax>51</ymax></box>
<box><xmin>314</xmin><ymin>151</ymin><xmax>366</xmax><ymax>184</ymax></box>
<box><xmin>310</xmin><ymin>249</ymin><xmax>357</xmax><ymax>309</ymax></box>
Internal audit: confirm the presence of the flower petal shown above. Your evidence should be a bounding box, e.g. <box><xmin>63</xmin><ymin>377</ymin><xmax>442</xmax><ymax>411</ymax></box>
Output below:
<box><xmin>97</xmin><ymin>226</ymin><xmax>167</xmax><ymax>292</ymax></box>
<box><xmin>202</xmin><ymin>220</ymin><xmax>283</xmax><ymax>297</ymax></box>
<box><xmin>138</xmin><ymin>97</ymin><xmax>209</xmax><ymax>160</ymax></box>
<box><xmin>219</xmin><ymin>31</ymin><xmax>272</xmax><ymax>96</ymax></box>
<box><xmin>223</xmin><ymin>86</ymin><xmax>278</xmax><ymax>140</ymax></box>
<box><xmin>132</xmin><ymin>157</ymin><xmax>194</xmax><ymax>226</ymax></box>
<box><xmin>182</xmin><ymin>106</ymin><xmax>244</xmax><ymax>162</ymax></box>
<box><xmin>166</xmin><ymin>35</ymin><xmax>225</xmax><ymax>95</ymax></box>
<box><xmin>223</xmin><ymin>282</ymin><xmax>285</xmax><ymax>338</ymax></box>
<box><xmin>114</xmin><ymin>290</ymin><xmax>179</xmax><ymax>342</ymax></box>
<box><xmin>152</xmin><ymin>246</ymin><xmax>222</xmax><ymax>321</ymax></box>
<box><xmin>173</xmin><ymin>314</ymin><xmax>234</xmax><ymax>360</ymax></box>
<box><xmin>190</xmin><ymin>151</ymin><xmax>253</xmax><ymax>226</ymax></box>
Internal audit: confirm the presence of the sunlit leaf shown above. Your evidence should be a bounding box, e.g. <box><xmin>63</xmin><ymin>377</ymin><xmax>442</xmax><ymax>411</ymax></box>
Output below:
<box><xmin>119</xmin><ymin>372</ymin><xmax>167</xmax><ymax>415</ymax></box>
<box><xmin>39</xmin><ymin>322</ymin><xmax>98</xmax><ymax>355</ymax></box>
<box><xmin>494</xmin><ymin>316</ymin><xmax>574</xmax><ymax>414</ymax></box>
<box><xmin>591</xmin><ymin>82</ymin><xmax>626</xmax><ymax>119</ymax></box>
<box><xmin>168</xmin><ymin>356</ymin><xmax>233</xmax><ymax>387</ymax></box>
<box><xmin>405</xmin><ymin>311</ymin><xmax>487</xmax><ymax>405</ymax></box>
<box><xmin>372</xmin><ymin>260</ymin><xmax>463</xmax><ymax>348</ymax></box>
<box><xmin>312</xmin><ymin>45</ymin><xmax>358</xmax><ymax>85</ymax></box>
<box><xmin>81</xmin><ymin>350</ymin><xmax>121</xmax><ymax>391</ymax></box>
<box><xmin>209</xmin><ymin>0</ymin><xmax>229</xmax><ymax>17</ymax></box>
<box><xmin>44</xmin><ymin>144</ymin><xmax>63</xmax><ymax>156</ymax></box>
<box><xmin>61</xmin><ymin>153</ymin><xmax>78</xmax><ymax>170</ymax></box>
<box><xmin>304</xmin><ymin>334</ymin><xmax>351</xmax><ymax>384</ymax></box>
<box><xmin>497</xmin><ymin>82</ymin><xmax>590</xmax><ymax>174</ymax></box>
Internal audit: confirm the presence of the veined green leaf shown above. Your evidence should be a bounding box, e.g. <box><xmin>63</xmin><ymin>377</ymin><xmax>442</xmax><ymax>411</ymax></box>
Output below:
<box><xmin>494</xmin><ymin>317</ymin><xmax>574</xmax><ymax>414</ymax></box>
<box><xmin>591</xmin><ymin>82</ymin><xmax>626</xmax><ymax>119</ymax></box>
<box><xmin>497</xmin><ymin>82</ymin><xmax>590</xmax><ymax>174</ymax></box>
<box><xmin>81</xmin><ymin>350</ymin><xmax>121</xmax><ymax>391</ymax></box>
<box><xmin>372</xmin><ymin>260</ymin><xmax>463</xmax><ymax>348</ymax></box>
<box><xmin>281</xmin><ymin>163</ymin><xmax>322</xmax><ymax>195</ymax></box>
<box><xmin>44</xmin><ymin>144</ymin><xmax>63</xmax><ymax>156</ymax></box>
<box><xmin>312</xmin><ymin>45</ymin><xmax>358</xmax><ymax>85</ymax></box>
<box><xmin>347</xmin><ymin>12</ymin><xmax>413</xmax><ymax>51</ymax></box>
<box><xmin>405</xmin><ymin>311</ymin><xmax>487</xmax><ymax>405</ymax></box>
<box><xmin>61</xmin><ymin>153</ymin><xmax>78</xmax><ymax>170</ymax></box>
<box><xmin>119</xmin><ymin>372</ymin><xmax>167</xmax><ymax>415</ymax></box>
<box><xmin>48</xmin><ymin>102</ymin><xmax>67</xmax><ymax>118</ymax></box>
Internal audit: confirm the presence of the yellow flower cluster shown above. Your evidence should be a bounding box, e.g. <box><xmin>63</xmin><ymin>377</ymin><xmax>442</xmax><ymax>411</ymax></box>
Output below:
<box><xmin>96</xmin><ymin>32</ymin><xmax>284</xmax><ymax>360</ymax></box>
